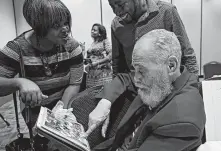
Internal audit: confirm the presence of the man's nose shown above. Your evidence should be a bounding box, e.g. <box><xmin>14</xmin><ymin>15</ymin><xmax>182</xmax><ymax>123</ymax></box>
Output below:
<box><xmin>134</xmin><ymin>72</ymin><xmax>142</xmax><ymax>82</ymax></box>
<box><xmin>61</xmin><ymin>25</ymin><xmax>69</xmax><ymax>32</ymax></box>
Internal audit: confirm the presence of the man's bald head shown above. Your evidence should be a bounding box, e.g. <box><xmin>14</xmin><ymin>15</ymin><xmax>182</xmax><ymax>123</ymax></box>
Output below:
<box><xmin>132</xmin><ymin>29</ymin><xmax>181</xmax><ymax>67</ymax></box>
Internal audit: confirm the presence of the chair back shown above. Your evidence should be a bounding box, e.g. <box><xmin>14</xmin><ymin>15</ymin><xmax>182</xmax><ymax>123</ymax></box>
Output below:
<box><xmin>203</xmin><ymin>61</ymin><xmax>221</xmax><ymax>79</ymax></box>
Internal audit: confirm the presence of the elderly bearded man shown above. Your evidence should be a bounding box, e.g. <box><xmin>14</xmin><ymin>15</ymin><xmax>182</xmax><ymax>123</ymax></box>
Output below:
<box><xmin>86</xmin><ymin>29</ymin><xmax>205</xmax><ymax>151</ymax></box>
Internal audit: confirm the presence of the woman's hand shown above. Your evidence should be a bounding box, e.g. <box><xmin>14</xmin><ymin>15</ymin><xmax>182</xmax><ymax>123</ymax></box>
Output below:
<box><xmin>15</xmin><ymin>78</ymin><xmax>48</xmax><ymax>106</ymax></box>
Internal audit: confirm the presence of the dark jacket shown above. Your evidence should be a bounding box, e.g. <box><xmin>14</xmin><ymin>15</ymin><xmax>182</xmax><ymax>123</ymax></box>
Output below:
<box><xmin>94</xmin><ymin>67</ymin><xmax>206</xmax><ymax>151</ymax></box>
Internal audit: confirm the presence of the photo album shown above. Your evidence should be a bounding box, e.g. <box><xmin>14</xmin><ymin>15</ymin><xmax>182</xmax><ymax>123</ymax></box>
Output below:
<box><xmin>36</xmin><ymin>105</ymin><xmax>90</xmax><ymax>151</ymax></box>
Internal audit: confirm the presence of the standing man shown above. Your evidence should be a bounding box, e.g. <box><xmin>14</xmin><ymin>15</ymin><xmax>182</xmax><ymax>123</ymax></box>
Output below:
<box><xmin>109</xmin><ymin>0</ymin><xmax>198</xmax><ymax>76</ymax></box>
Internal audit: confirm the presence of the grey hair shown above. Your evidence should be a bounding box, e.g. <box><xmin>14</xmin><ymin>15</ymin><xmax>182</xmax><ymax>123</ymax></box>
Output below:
<box><xmin>133</xmin><ymin>29</ymin><xmax>181</xmax><ymax>65</ymax></box>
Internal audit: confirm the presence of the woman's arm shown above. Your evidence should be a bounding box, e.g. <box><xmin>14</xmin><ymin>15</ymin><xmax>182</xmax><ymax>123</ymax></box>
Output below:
<box><xmin>61</xmin><ymin>38</ymin><xmax>84</xmax><ymax>108</ymax></box>
<box><xmin>0</xmin><ymin>77</ymin><xmax>20</xmax><ymax>96</ymax></box>
<box><xmin>92</xmin><ymin>53</ymin><xmax>112</xmax><ymax>66</ymax></box>
<box><xmin>0</xmin><ymin>41</ymin><xmax>47</xmax><ymax>104</ymax></box>
<box><xmin>0</xmin><ymin>77</ymin><xmax>47</xmax><ymax>104</ymax></box>
<box><xmin>62</xmin><ymin>85</ymin><xmax>80</xmax><ymax>108</ymax></box>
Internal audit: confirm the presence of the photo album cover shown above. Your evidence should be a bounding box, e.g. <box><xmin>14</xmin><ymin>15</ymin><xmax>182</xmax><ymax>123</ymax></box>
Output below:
<box><xmin>36</xmin><ymin>106</ymin><xmax>90</xmax><ymax>151</ymax></box>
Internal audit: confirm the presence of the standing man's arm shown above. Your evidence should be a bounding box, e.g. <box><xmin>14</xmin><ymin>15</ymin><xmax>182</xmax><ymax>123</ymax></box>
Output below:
<box><xmin>170</xmin><ymin>6</ymin><xmax>199</xmax><ymax>74</ymax></box>
<box><xmin>111</xmin><ymin>28</ymin><xmax>122</xmax><ymax>77</ymax></box>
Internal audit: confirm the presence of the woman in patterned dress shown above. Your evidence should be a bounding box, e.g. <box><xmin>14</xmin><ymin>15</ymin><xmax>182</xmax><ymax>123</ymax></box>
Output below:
<box><xmin>85</xmin><ymin>23</ymin><xmax>112</xmax><ymax>88</ymax></box>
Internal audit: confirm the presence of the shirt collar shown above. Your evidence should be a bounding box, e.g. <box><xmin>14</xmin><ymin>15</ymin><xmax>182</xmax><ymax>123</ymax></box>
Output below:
<box><xmin>172</xmin><ymin>66</ymin><xmax>190</xmax><ymax>90</ymax></box>
<box><xmin>137</xmin><ymin>0</ymin><xmax>159</xmax><ymax>24</ymax></box>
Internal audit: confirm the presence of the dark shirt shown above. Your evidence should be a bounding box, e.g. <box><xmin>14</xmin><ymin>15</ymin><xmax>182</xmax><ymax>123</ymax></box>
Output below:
<box><xmin>111</xmin><ymin>0</ymin><xmax>199</xmax><ymax>75</ymax></box>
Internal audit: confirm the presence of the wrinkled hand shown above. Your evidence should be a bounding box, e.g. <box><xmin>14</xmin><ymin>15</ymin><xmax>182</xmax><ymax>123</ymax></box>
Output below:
<box><xmin>16</xmin><ymin>78</ymin><xmax>48</xmax><ymax>106</ymax></box>
<box><xmin>83</xmin><ymin>99</ymin><xmax>111</xmax><ymax>138</ymax></box>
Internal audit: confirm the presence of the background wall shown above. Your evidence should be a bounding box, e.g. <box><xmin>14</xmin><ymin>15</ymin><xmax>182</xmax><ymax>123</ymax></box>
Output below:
<box><xmin>202</xmin><ymin>0</ymin><xmax>221</xmax><ymax>74</ymax></box>
<box><xmin>0</xmin><ymin>0</ymin><xmax>17</xmax><ymax>106</ymax></box>
<box><xmin>14</xmin><ymin>0</ymin><xmax>31</xmax><ymax>35</ymax></box>
<box><xmin>0</xmin><ymin>0</ymin><xmax>16</xmax><ymax>48</ymax></box>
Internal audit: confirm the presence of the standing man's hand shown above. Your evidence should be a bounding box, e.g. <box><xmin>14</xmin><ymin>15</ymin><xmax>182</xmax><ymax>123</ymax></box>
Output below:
<box><xmin>83</xmin><ymin>99</ymin><xmax>111</xmax><ymax>138</ymax></box>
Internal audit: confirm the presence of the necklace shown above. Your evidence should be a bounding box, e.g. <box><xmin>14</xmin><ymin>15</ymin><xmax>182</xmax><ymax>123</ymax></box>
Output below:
<box><xmin>39</xmin><ymin>45</ymin><xmax>60</xmax><ymax>77</ymax></box>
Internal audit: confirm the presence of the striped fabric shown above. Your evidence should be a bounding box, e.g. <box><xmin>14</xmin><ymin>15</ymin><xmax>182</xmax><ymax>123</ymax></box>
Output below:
<box><xmin>0</xmin><ymin>32</ymin><xmax>84</xmax><ymax>105</ymax></box>
<box><xmin>111</xmin><ymin>0</ymin><xmax>199</xmax><ymax>75</ymax></box>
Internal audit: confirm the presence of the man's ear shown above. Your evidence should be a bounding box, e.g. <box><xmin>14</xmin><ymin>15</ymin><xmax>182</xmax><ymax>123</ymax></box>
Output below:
<box><xmin>167</xmin><ymin>56</ymin><xmax>178</xmax><ymax>74</ymax></box>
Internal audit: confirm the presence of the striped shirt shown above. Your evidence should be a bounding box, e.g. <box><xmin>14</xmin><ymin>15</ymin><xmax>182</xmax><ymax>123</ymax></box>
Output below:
<box><xmin>111</xmin><ymin>0</ymin><xmax>199</xmax><ymax>75</ymax></box>
<box><xmin>0</xmin><ymin>32</ymin><xmax>84</xmax><ymax>105</ymax></box>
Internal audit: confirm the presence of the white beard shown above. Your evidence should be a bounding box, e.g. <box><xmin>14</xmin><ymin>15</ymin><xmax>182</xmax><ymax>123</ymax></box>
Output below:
<box><xmin>138</xmin><ymin>77</ymin><xmax>173</xmax><ymax>108</ymax></box>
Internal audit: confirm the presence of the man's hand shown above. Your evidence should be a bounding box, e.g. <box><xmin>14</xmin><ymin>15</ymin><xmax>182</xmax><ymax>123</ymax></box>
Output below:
<box><xmin>83</xmin><ymin>99</ymin><xmax>111</xmax><ymax>138</ymax></box>
<box><xmin>16</xmin><ymin>78</ymin><xmax>48</xmax><ymax>106</ymax></box>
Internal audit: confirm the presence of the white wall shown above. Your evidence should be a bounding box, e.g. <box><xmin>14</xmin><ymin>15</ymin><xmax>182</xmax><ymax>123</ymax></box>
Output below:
<box><xmin>102</xmin><ymin>0</ymin><xmax>115</xmax><ymax>43</ymax></box>
<box><xmin>61</xmin><ymin>0</ymin><xmax>101</xmax><ymax>49</ymax></box>
<box><xmin>0</xmin><ymin>0</ymin><xmax>17</xmax><ymax>106</ymax></box>
<box><xmin>14</xmin><ymin>0</ymin><xmax>31</xmax><ymax>36</ymax></box>
<box><xmin>0</xmin><ymin>0</ymin><xmax>16</xmax><ymax>48</ymax></box>
<box><xmin>202</xmin><ymin>0</ymin><xmax>221</xmax><ymax>73</ymax></box>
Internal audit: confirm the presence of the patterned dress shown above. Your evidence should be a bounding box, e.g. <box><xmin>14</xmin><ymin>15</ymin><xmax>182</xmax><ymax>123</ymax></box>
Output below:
<box><xmin>86</xmin><ymin>39</ymin><xmax>112</xmax><ymax>88</ymax></box>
